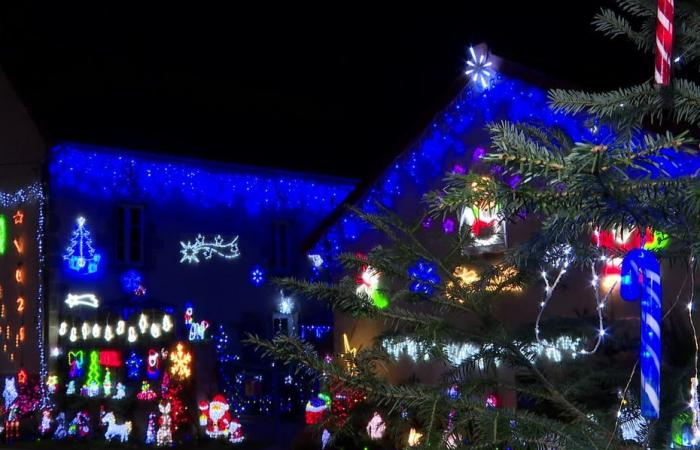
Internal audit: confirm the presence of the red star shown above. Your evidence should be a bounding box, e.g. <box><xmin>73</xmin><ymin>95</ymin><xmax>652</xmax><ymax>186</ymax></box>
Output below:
<box><xmin>12</xmin><ymin>210</ymin><xmax>23</xmax><ymax>225</ymax></box>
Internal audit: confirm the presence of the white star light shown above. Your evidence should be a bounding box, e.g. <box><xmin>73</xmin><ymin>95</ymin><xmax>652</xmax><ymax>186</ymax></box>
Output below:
<box><xmin>465</xmin><ymin>46</ymin><xmax>494</xmax><ymax>90</ymax></box>
<box><xmin>179</xmin><ymin>234</ymin><xmax>241</xmax><ymax>264</ymax></box>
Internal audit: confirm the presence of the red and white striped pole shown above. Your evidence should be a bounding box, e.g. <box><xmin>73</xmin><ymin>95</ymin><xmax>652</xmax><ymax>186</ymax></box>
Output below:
<box><xmin>655</xmin><ymin>0</ymin><xmax>674</xmax><ymax>85</ymax></box>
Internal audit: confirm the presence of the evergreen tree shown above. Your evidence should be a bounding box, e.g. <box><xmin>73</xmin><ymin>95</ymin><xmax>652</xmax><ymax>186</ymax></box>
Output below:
<box><xmin>250</xmin><ymin>2</ymin><xmax>700</xmax><ymax>448</ymax></box>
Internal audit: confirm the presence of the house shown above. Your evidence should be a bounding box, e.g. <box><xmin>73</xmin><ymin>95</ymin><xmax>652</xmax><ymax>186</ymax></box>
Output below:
<box><xmin>0</xmin><ymin>65</ymin><xmax>358</xmax><ymax>425</ymax></box>
<box><xmin>307</xmin><ymin>46</ymin><xmax>700</xmax><ymax>408</ymax></box>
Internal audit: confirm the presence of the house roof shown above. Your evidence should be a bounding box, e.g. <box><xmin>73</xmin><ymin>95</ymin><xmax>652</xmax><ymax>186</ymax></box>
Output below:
<box><xmin>301</xmin><ymin>45</ymin><xmax>612</xmax><ymax>253</ymax></box>
<box><xmin>49</xmin><ymin>142</ymin><xmax>358</xmax><ymax>216</ymax></box>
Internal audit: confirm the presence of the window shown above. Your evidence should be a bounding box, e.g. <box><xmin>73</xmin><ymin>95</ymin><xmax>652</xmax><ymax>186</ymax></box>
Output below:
<box><xmin>272</xmin><ymin>221</ymin><xmax>291</xmax><ymax>271</ymax></box>
<box><xmin>117</xmin><ymin>205</ymin><xmax>144</xmax><ymax>264</ymax></box>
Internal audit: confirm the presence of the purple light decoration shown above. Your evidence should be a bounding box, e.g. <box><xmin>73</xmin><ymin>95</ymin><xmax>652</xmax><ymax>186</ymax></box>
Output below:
<box><xmin>422</xmin><ymin>216</ymin><xmax>433</xmax><ymax>229</ymax></box>
<box><xmin>443</xmin><ymin>218</ymin><xmax>455</xmax><ymax>234</ymax></box>
<box><xmin>452</xmin><ymin>164</ymin><xmax>465</xmax><ymax>174</ymax></box>
<box><xmin>472</xmin><ymin>147</ymin><xmax>486</xmax><ymax>162</ymax></box>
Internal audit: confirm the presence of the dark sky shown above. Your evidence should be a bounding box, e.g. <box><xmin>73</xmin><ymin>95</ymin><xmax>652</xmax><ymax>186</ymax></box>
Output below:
<box><xmin>0</xmin><ymin>2</ymin><xmax>646</xmax><ymax>180</ymax></box>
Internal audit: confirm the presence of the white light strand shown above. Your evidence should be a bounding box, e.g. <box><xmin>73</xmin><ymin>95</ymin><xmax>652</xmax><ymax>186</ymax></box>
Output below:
<box><xmin>579</xmin><ymin>264</ymin><xmax>617</xmax><ymax>356</ymax></box>
<box><xmin>179</xmin><ymin>234</ymin><xmax>241</xmax><ymax>264</ymax></box>
<box><xmin>688</xmin><ymin>259</ymin><xmax>700</xmax><ymax>443</ymax></box>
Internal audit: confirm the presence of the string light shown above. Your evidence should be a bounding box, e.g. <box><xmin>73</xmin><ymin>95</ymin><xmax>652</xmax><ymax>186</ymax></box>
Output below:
<box><xmin>62</xmin><ymin>216</ymin><xmax>101</xmax><ymax>274</ymax></box>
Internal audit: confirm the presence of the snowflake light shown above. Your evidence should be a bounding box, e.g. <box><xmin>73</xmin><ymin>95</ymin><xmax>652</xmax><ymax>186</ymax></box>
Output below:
<box><xmin>407</xmin><ymin>260</ymin><xmax>440</xmax><ymax>296</ymax></box>
<box><xmin>180</xmin><ymin>234</ymin><xmax>241</xmax><ymax>264</ymax></box>
<box><xmin>250</xmin><ymin>266</ymin><xmax>265</xmax><ymax>286</ymax></box>
<box><xmin>169</xmin><ymin>343</ymin><xmax>192</xmax><ymax>380</ymax></box>
<box><xmin>465</xmin><ymin>46</ymin><xmax>494</xmax><ymax>89</ymax></box>
<box><xmin>278</xmin><ymin>291</ymin><xmax>295</xmax><ymax>315</ymax></box>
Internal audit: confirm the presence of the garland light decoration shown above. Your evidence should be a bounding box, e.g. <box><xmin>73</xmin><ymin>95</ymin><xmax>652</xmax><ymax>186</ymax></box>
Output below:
<box><xmin>180</xmin><ymin>234</ymin><xmax>240</xmax><ymax>264</ymax></box>
<box><xmin>63</xmin><ymin>216</ymin><xmax>101</xmax><ymax>274</ymax></box>
<box><xmin>156</xmin><ymin>401</ymin><xmax>173</xmax><ymax>446</ymax></box>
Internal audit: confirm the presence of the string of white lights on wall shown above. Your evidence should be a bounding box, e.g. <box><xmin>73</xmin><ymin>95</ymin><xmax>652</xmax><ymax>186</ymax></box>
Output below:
<box><xmin>0</xmin><ymin>182</ymin><xmax>48</xmax><ymax>407</ymax></box>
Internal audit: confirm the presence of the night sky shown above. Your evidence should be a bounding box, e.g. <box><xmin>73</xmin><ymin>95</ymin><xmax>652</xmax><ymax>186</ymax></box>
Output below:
<box><xmin>0</xmin><ymin>2</ymin><xmax>646</xmax><ymax>180</ymax></box>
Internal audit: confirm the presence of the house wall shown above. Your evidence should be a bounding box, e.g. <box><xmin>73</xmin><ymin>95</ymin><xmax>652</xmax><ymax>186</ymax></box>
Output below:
<box><xmin>0</xmin><ymin>68</ymin><xmax>46</xmax><ymax>378</ymax></box>
<box><xmin>45</xmin><ymin>143</ymin><xmax>356</xmax><ymax>399</ymax></box>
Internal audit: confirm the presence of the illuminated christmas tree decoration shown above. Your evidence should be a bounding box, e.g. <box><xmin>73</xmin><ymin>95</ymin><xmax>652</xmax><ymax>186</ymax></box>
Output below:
<box><xmin>112</xmin><ymin>383</ymin><xmax>126</xmax><ymax>400</ymax></box>
<box><xmin>86</xmin><ymin>350</ymin><xmax>101</xmax><ymax>386</ymax></box>
<box><xmin>366</xmin><ymin>412</ymin><xmax>386</xmax><ymax>440</ymax></box>
<box><xmin>147</xmin><ymin>349</ymin><xmax>160</xmax><ymax>379</ymax></box>
<box><xmin>169</xmin><ymin>343</ymin><xmax>192</xmax><ymax>380</ymax></box>
<box><xmin>104</xmin><ymin>324</ymin><xmax>114</xmax><ymax>341</ymax></box>
<box><xmin>136</xmin><ymin>381</ymin><xmax>157</xmax><ymax>401</ymax></box>
<box><xmin>12</xmin><ymin>210</ymin><xmax>23</xmax><ymax>225</ymax></box>
<box><xmin>12</xmin><ymin>238</ymin><xmax>22</xmax><ymax>254</ymax></box>
<box><xmin>0</xmin><ymin>215</ymin><xmax>5</xmax><ymax>255</ymax></box>
<box><xmin>63</xmin><ymin>216</ymin><xmax>102</xmax><ymax>274</ymax></box>
<box><xmin>138</xmin><ymin>314</ymin><xmax>149</xmax><ymax>334</ymax></box>
<box><xmin>465</xmin><ymin>46</ymin><xmax>494</xmax><ymax>89</ymax></box>
<box><xmin>103</xmin><ymin>368</ymin><xmax>113</xmax><ymax>396</ymax></box>
<box><xmin>250</xmin><ymin>266</ymin><xmax>265</xmax><ymax>286</ymax></box>
<box><xmin>408</xmin><ymin>428</ymin><xmax>423</xmax><ymax>447</ymax></box>
<box><xmin>128</xmin><ymin>326</ymin><xmax>137</xmax><ymax>343</ymax></box>
<box><xmin>91</xmin><ymin>323</ymin><xmax>102</xmax><ymax>339</ymax></box>
<box><xmin>16</xmin><ymin>296</ymin><xmax>24</xmax><ymax>313</ymax></box>
<box><xmin>64</xmin><ymin>293</ymin><xmax>99</xmax><ymax>309</ymax></box>
<box><xmin>125</xmin><ymin>351</ymin><xmax>142</xmax><ymax>379</ymax></box>
<box><xmin>116</xmin><ymin>320</ymin><xmax>125</xmax><ymax>335</ymax></box>
<box><xmin>162</xmin><ymin>314</ymin><xmax>173</xmax><ymax>332</ymax></box>
<box><xmin>102</xmin><ymin>411</ymin><xmax>132</xmax><ymax>442</ymax></box>
<box><xmin>180</xmin><ymin>234</ymin><xmax>241</xmax><ymax>264</ymax></box>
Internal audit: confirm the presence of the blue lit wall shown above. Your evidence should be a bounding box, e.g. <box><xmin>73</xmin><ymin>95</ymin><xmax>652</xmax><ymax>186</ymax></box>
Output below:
<box><xmin>47</xmin><ymin>143</ymin><xmax>357</xmax><ymax>354</ymax></box>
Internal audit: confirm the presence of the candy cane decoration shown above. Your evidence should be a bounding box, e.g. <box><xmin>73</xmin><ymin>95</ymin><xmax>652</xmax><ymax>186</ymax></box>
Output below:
<box><xmin>655</xmin><ymin>0</ymin><xmax>674</xmax><ymax>85</ymax></box>
<box><xmin>620</xmin><ymin>249</ymin><xmax>662</xmax><ymax>419</ymax></box>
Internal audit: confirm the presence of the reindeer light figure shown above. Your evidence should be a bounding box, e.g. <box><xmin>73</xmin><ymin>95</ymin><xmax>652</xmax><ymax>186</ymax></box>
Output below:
<box><xmin>102</xmin><ymin>412</ymin><xmax>132</xmax><ymax>443</ymax></box>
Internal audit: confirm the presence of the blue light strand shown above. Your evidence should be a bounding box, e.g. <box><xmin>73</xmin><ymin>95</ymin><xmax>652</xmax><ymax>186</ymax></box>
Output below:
<box><xmin>50</xmin><ymin>144</ymin><xmax>357</xmax><ymax>214</ymax></box>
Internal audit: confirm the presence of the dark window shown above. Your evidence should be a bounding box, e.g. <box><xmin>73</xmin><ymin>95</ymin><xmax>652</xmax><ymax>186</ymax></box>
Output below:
<box><xmin>272</xmin><ymin>221</ymin><xmax>290</xmax><ymax>271</ymax></box>
<box><xmin>117</xmin><ymin>205</ymin><xmax>144</xmax><ymax>264</ymax></box>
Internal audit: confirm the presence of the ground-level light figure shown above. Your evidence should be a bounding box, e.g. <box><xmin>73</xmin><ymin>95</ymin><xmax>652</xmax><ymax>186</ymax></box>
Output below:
<box><xmin>102</xmin><ymin>411</ymin><xmax>132</xmax><ymax>443</ymax></box>
<box><xmin>156</xmin><ymin>401</ymin><xmax>173</xmax><ymax>446</ymax></box>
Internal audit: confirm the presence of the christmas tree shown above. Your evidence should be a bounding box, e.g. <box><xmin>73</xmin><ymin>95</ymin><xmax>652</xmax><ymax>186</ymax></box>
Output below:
<box><xmin>63</xmin><ymin>216</ymin><xmax>101</xmax><ymax>274</ymax></box>
<box><xmin>249</xmin><ymin>2</ymin><xmax>700</xmax><ymax>448</ymax></box>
